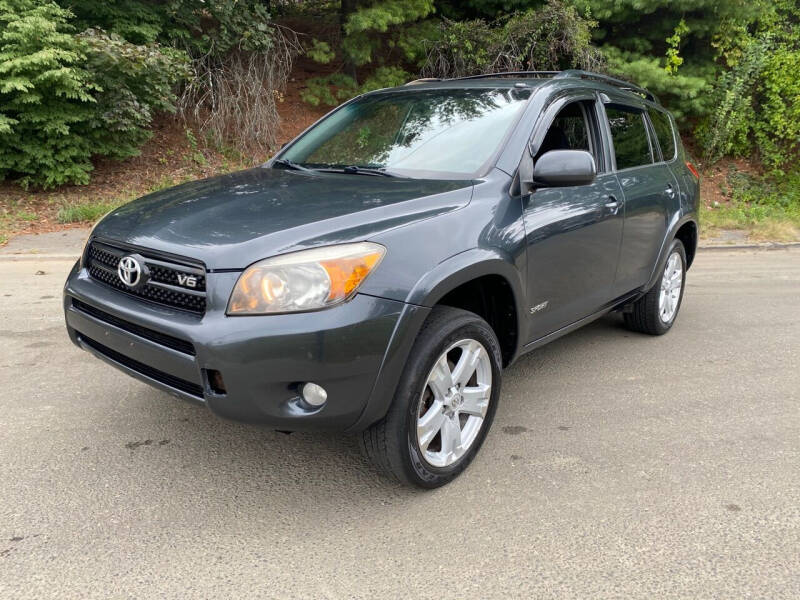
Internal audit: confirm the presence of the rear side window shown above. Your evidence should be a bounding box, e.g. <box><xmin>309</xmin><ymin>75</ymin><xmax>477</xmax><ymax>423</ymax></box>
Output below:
<box><xmin>605</xmin><ymin>106</ymin><xmax>653</xmax><ymax>170</ymax></box>
<box><xmin>648</xmin><ymin>108</ymin><xmax>676</xmax><ymax>161</ymax></box>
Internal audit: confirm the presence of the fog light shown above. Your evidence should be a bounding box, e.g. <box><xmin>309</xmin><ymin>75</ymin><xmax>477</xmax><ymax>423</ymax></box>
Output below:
<box><xmin>208</xmin><ymin>369</ymin><xmax>226</xmax><ymax>394</ymax></box>
<box><xmin>301</xmin><ymin>382</ymin><xmax>327</xmax><ymax>407</ymax></box>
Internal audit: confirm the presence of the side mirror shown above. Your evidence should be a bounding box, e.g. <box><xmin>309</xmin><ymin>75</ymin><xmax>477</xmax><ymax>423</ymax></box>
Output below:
<box><xmin>532</xmin><ymin>150</ymin><xmax>596</xmax><ymax>187</ymax></box>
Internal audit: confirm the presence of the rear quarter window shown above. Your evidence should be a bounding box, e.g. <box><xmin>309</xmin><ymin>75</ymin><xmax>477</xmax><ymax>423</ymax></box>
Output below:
<box><xmin>605</xmin><ymin>106</ymin><xmax>653</xmax><ymax>170</ymax></box>
<box><xmin>648</xmin><ymin>108</ymin><xmax>676</xmax><ymax>161</ymax></box>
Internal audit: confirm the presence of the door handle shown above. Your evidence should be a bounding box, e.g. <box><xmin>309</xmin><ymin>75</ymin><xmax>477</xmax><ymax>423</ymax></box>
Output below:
<box><xmin>665</xmin><ymin>184</ymin><xmax>676</xmax><ymax>199</ymax></box>
<box><xmin>604</xmin><ymin>196</ymin><xmax>621</xmax><ymax>214</ymax></box>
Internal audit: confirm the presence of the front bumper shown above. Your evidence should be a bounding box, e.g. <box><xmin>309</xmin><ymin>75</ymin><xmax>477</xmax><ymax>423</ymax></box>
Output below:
<box><xmin>63</xmin><ymin>260</ymin><xmax>426</xmax><ymax>431</ymax></box>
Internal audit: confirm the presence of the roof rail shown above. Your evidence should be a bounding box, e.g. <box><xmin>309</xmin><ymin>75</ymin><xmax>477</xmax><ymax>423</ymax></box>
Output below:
<box><xmin>404</xmin><ymin>78</ymin><xmax>441</xmax><ymax>85</ymax></box>
<box><xmin>447</xmin><ymin>71</ymin><xmax>561</xmax><ymax>81</ymax></box>
<box><xmin>554</xmin><ymin>70</ymin><xmax>657</xmax><ymax>103</ymax></box>
<box><xmin>409</xmin><ymin>70</ymin><xmax>657</xmax><ymax>102</ymax></box>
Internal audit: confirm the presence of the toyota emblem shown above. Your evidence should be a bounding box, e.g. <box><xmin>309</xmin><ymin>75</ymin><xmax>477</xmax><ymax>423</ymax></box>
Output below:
<box><xmin>118</xmin><ymin>255</ymin><xmax>142</xmax><ymax>287</ymax></box>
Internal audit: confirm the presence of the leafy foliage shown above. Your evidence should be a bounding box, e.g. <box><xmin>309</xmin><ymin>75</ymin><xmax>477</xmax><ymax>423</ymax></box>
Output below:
<box><xmin>342</xmin><ymin>0</ymin><xmax>435</xmax><ymax>67</ymax></box>
<box><xmin>703</xmin><ymin>167</ymin><xmax>800</xmax><ymax>238</ymax></box>
<box><xmin>300</xmin><ymin>73</ymin><xmax>359</xmax><ymax>107</ymax></box>
<box><xmin>80</xmin><ymin>28</ymin><xmax>189</xmax><ymax>160</ymax></box>
<box><xmin>602</xmin><ymin>46</ymin><xmax>711</xmax><ymax>120</ymax></box>
<box><xmin>60</xmin><ymin>0</ymin><xmax>277</xmax><ymax>55</ymax></box>
<box><xmin>0</xmin><ymin>0</ymin><xmax>187</xmax><ymax>188</ymax></box>
<box><xmin>699</xmin><ymin>1</ymin><xmax>800</xmax><ymax>173</ymax></box>
<box><xmin>300</xmin><ymin>67</ymin><xmax>412</xmax><ymax>107</ymax></box>
<box><xmin>0</xmin><ymin>0</ymin><xmax>96</xmax><ymax>187</ymax></box>
<box><xmin>664</xmin><ymin>18</ymin><xmax>689</xmax><ymax>75</ymax></box>
<box><xmin>422</xmin><ymin>1</ymin><xmax>603</xmax><ymax>77</ymax></box>
<box><xmin>306</xmin><ymin>38</ymin><xmax>336</xmax><ymax>64</ymax></box>
<box><xmin>2</xmin><ymin>0</ymin><xmax>799</xmax><ymax>189</ymax></box>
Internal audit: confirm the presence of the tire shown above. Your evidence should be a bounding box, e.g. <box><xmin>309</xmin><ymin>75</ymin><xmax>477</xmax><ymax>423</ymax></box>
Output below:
<box><xmin>624</xmin><ymin>238</ymin><xmax>687</xmax><ymax>335</ymax></box>
<box><xmin>360</xmin><ymin>306</ymin><xmax>503</xmax><ymax>488</ymax></box>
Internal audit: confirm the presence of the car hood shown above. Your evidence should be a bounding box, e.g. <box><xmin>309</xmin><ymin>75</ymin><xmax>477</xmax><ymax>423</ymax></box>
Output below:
<box><xmin>93</xmin><ymin>167</ymin><xmax>474</xmax><ymax>269</ymax></box>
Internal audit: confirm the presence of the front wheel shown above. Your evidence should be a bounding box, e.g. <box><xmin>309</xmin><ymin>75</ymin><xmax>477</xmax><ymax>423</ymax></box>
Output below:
<box><xmin>360</xmin><ymin>306</ymin><xmax>502</xmax><ymax>488</ymax></box>
<box><xmin>624</xmin><ymin>238</ymin><xmax>687</xmax><ymax>335</ymax></box>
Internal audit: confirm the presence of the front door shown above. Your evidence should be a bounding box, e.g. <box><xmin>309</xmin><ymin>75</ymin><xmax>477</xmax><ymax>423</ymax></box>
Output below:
<box><xmin>523</xmin><ymin>97</ymin><xmax>624</xmax><ymax>342</ymax></box>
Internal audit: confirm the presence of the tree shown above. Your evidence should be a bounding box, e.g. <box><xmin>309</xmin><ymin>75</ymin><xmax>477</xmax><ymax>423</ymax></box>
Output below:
<box><xmin>0</xmin><ymin>0</ymin><xmax>187</xmax><ymax>187</ymax></box>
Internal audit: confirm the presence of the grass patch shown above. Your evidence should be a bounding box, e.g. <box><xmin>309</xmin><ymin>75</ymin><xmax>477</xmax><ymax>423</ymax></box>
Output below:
<box><xmin>1</xmin><ymin>201</ymin><xmax>43</xmax><ymax>243</ymax></box>
<box><xmin>57</xmin><ymin>201</ymin><xmax>122</xmax><ymax>224</ymax></box>
<box><xmin>702</xmin><ymin>168</ymin><xmax>800</xmax><ymax>242</ymax></box>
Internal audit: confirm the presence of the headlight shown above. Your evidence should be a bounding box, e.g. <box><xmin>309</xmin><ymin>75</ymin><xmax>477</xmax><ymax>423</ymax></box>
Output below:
<box><xmin>227</xmin><ymin>242</ymin><xmax>386</xmax><ymax>315</ymax></box>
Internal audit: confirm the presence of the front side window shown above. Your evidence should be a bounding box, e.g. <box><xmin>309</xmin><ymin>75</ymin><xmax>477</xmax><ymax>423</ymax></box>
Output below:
<box><xmin>606</xmin><ymin>106</ymin><xmax>653</xmax><ymax>170</ymax></box>
<box><xmin>281</xmin><ymin>87</ymin><xmax>532</xmax><ymax>178</ymax></box>
<box><xmin>648</xmin><ymin>108</ymin><xmax>676</xmax><ymax>161</ymax></box>
<box><xmin>535</xmin><ymin>101</ymin><xmax>592</xmax><ymax>160</ymax></box>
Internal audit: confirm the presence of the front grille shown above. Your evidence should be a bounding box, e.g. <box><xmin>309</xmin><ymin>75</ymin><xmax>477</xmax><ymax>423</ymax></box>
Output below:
<box><xmin>72</xmin><ymin>299</ymin><xmax>196</xmax><ymax>356</ymax></box>
<box><xmin>78</xmin><ymin>333</ymin><xmax>204</xmax><ymax>398</ymax></box>
<box><xmin>86</xmin><ymin>241</ymin><xmax>207</xmax><ymax>314</ymax></box>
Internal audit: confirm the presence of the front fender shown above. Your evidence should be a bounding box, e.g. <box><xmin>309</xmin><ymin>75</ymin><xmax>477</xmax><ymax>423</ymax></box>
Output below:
<box><xmin>409</xmin><ymin>248</ymin><xmax>525</xmax><ymax>308</ymax></box>
<box><xmin>348</xmin><ymin>249</ymin><xmax>524</xmax><ymax>431</ymax></box>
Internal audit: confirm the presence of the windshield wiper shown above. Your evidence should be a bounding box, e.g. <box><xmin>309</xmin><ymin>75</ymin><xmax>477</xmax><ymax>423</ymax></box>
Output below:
<box><xmin>272</xmin><ymin>158</ymin><xmax>318</xmax><ymax>174</ymax></box>
<box><xmin>317</xmin><ymin>165</ymin><xmax>407</xmax><ymax>178</ymax></box>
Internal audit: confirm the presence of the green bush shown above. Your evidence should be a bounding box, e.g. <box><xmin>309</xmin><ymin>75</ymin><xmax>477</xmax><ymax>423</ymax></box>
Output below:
<box><xmin>59</xmin><ymin>0</ymin><xmax>276</xmax><ymax>56</ymax></box>
<box><xmin>752</xmin><ymin>46</ymin><xmax>800</xmax><ymax>174</ymax></box>
<box><xmin>300</xmin><ymin>67</ymin><xmax>413</xmax><ymax>108</ymax></box>
<box><xmin>360</xmin><ymin>66</ymin><xmax>412</xmax><ymax>91</ymax></box>
<box><xmin>0</xmin><ymin>0</ymin><xmax>188</xmax><ymax>188</ymax></box>
<box><xmin>699</xmin><ymin>1</ymin><xmax>800</xmax><ymax>175</ymax></box>
<box><xmin>0</xmin><ymin>0</ymin><xmax>96</xmax><ymax>187</ymax></box>
<box><xmin>80</xmin><ymin>28</ymin><xmax>190</xmax><ymax>161</ymax></box>
<box><xmin>422</xmin><ymin>1</ymin><xmax>604</xmax><ymax>78</ymax></box>
<box><xmin>300</xmin><ymin>73</ymin><xmax>360</xmax><ymax>107</ymax></box>
<box><xmin>602</xmin><ymin>46</ymin><xmax>711</xmax><ymax>120</ymax></box>
<box><xmin>704</xmin><ymin>168</ymin><xmax>800</xmax><ymax>235</ymax></box>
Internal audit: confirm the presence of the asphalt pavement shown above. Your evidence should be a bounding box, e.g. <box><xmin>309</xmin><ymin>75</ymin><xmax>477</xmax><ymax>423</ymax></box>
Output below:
<box><xmin>1</xmin><ymin>247</ymin><xmax>798</xmax><ymax>599</ymax></box>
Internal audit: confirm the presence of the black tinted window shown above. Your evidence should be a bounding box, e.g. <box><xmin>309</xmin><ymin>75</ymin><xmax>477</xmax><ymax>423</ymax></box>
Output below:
<box><xmin>606</xmin><ymin>106</ymin><xmax>652</xmax><ymax>170</ymax></box>
<box><xmin>648</xmin><ymin>109</ymin><xmax>676</xmax><ymax>161</ymax></box>
<box><xmin>536</xmin><ymin>102</ymin><xmax>590</xmax><ymax>160</ymax></box>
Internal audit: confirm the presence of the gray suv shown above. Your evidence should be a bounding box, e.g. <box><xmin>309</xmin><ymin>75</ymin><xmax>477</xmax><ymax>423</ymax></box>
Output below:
<box><xmin>64</xmin><ymin>70</ymin><xmax>699</xmax><ymax>488</ymax></box>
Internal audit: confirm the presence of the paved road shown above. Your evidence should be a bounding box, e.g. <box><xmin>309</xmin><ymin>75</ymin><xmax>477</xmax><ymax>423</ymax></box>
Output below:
<box><xmin>1</xmin><ymin>249</ymin><xmax>798</xmax><ymax>599</ymax></box>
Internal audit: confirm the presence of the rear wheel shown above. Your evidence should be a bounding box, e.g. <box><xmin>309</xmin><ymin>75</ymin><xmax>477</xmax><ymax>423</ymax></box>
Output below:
<box><xmin>360</xmin><ymin>306</ymin><xmax>502</xmax><ymax>488</ymax></box>
<box><xmin>624</xmin><ymin>239</ymin><xmax>687</xmax><ymax>335</ymax></box>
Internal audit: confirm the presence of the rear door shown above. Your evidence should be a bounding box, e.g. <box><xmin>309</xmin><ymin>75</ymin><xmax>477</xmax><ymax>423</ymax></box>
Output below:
<box><xmin>522</xmin><ymin>94</ymin><xmax>625</xmax><ymax>342</ymax></box>
<box><xmin>647</xmin><ymin>107</ymin><xmax>686</xmax><ymax>214</ymax></box>
<box><xmin>602</xmin><ymin>100</ymin><xmax>674</xmax><ymax>295</ymax></box>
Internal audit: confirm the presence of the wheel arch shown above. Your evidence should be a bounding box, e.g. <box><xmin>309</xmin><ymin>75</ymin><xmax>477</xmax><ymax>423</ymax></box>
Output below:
<box><xmin>409</xmin><ymin>249</ymin><xmax>525</xmax><ymax>364</ymax></box>
<box><xmin>347</xmin><ymin>249</ymin><xmax>525</xmax><ymax>431</ymax></box>
<box><xmin>643</xmin><ymin>215</ymin><xmax>698</xmax><ymax>292</ymax></box>
<box><xmin>675</xmin><ymin>220</ymin><xmax>698</xmax><ymax>268</ymax></box>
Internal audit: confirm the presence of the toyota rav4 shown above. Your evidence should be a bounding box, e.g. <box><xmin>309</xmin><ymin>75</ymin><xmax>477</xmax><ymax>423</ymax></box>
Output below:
<box><xmin>64</xmin><ymin>70</ymin><xmax>699</xmax><ymax>488</ymax></box>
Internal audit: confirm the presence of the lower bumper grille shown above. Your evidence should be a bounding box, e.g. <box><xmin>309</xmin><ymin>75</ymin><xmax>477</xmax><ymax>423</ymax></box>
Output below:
<box><xmin>72</xmin><ymin>299</ymin><xmax>196</xmax><ymax>356</ymax></box>
<box><xmin>78</xmin><ymin>333</ymin><xmax>204</xmax><ymax>399</ymax></box>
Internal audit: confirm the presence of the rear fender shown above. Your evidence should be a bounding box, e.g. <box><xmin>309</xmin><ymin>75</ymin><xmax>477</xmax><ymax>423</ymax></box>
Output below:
<box><xmin>643</xmin><ymin>215</ymin><xmax>698</xmax><ymax>292</ymax></box>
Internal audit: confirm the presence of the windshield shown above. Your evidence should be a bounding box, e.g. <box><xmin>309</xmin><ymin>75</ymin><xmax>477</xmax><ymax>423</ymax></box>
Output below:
<box><xmin>279</xmin><ymin>87</ymin><xmax>532</xmax><ymax>178</ymax></box>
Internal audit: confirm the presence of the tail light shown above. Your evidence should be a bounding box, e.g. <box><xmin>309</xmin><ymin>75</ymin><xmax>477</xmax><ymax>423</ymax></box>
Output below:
<box><xmin>686</xmin><ymin>161</ymin><xmax>700</xmax><ymax>180</ymax></box>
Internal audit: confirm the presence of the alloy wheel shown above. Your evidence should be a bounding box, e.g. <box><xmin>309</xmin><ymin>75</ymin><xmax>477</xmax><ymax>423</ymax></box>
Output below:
<box><xmin>416</xmin><ymin>339</ymin><xmax>492</xmax><ymax>468</ymax></box>
<box><xmin>659</xmin><ymin>251</ymin><xmax>683</xmax><ymax>323</ymax></box>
